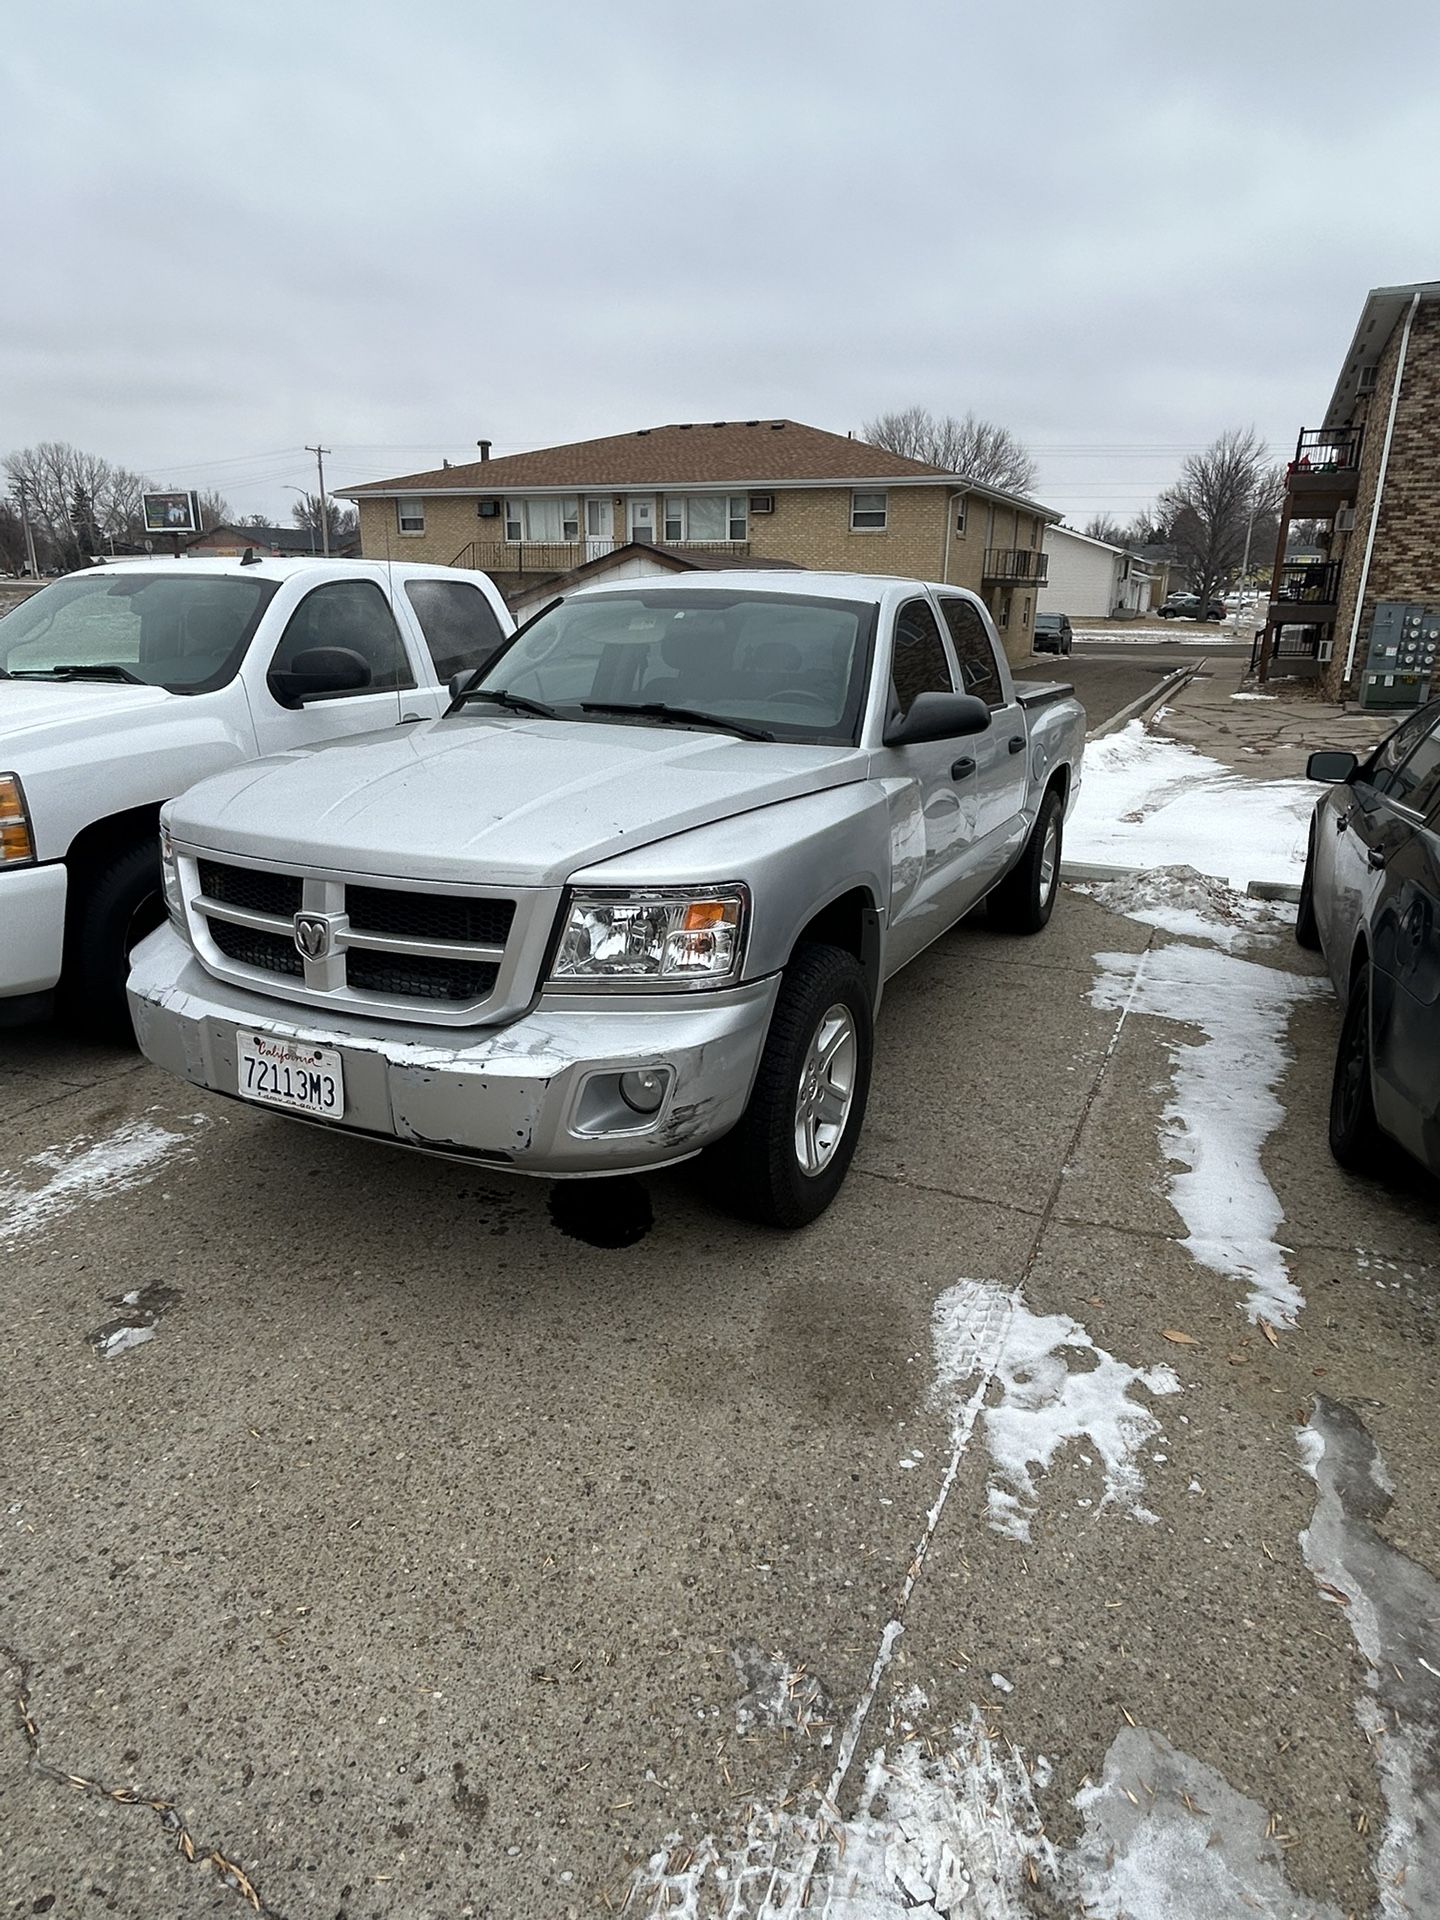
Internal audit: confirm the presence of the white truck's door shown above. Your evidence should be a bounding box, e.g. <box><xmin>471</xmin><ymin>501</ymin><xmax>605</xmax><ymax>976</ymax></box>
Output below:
<box><xmin>247</xmin><ymin>578</ymin><xmax>405</xmax><ymax>754</ymax></box>
<box><xmin>936</xmin><ymin>594</ymin><xmax>1029</xmax><ymax>883</ymax></box>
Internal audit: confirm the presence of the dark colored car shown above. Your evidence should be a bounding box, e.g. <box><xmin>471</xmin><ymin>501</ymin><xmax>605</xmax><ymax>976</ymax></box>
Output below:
<box><xmin>1034</xmin><ymin>612</ymin><xmax>1074</xmax><ymax>656</ymax></box>
<box><xmin>1157</xmin><ymin>593</ymin><xmax>1225</xmax><ymax>621</ymax></box>
<box><xmin>1298</xmin><ymin>698</ymin><xmax>1440</xmax><ymax>1181</ymax></box>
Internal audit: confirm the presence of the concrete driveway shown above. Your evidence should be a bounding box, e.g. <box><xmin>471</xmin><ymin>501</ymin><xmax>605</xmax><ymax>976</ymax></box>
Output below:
<box><xmin>3</xmin><ymin>882</ymin><xmax>1437</xmax><ymax>1919</ymax></box>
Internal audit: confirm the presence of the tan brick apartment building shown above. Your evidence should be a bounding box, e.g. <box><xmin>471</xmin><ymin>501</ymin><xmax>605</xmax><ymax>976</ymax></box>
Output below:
<box><xmin>1260</xmin><ymin>279</ymin><xmax>1440</xmax><ymax>703</ymax></box>
<box><xmin>340</xmin><ymin>420</ymin><xmax>1060</xmax><ymax>663</ymax></box>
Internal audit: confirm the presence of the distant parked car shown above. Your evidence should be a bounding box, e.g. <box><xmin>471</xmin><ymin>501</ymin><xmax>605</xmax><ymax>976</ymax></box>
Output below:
<box><xmin>1034</xmin><ymin>613</ymin><xmax>1074</xmax><ymax>656</ymax></box>
<box><xmin>1297</xmin><ymin>699</ymin><xmax>1440</xmax><ymax>1182</ymax></box>
<box><xmin>1157</xmin><ymin>593</ymin><xmax>1225</xmax><ymax>621</ymax></box>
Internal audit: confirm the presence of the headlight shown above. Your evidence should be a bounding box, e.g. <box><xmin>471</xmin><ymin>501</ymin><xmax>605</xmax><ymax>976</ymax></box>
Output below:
<box><xmin>550</xmin><ymin>887</ymin><xmax>747</xmax><ymax>990</ymax></box>
<box><xmin>160</xmin><ymin>820</ymin><xmax>183</xmax><ymax>927</ymax></box>
<box><xmin>0</xmin><ymin>774</ymin><xmax>36</xmax><ymax>866</ymax></box>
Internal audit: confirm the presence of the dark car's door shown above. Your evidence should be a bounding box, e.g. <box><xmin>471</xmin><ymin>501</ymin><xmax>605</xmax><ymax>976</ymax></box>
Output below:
<box><xmin>1319</xmin><ymin>703</ymin><xmax>1437</xmax><ymax>989</ymax></box>
<box><xmin>1367</xmin><ymin>719</ymin><xmax>1440</xmax><ymax>1166</ymax></box>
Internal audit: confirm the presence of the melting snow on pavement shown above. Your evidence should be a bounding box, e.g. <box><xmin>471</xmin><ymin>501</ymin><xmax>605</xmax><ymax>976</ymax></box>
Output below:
<box><xmin>0</xmin><ymin>1115</ymin><xmax>200</xmax><ymax>1244</ymax></box>
<box><xmin>1090</xmin><ymin>942</ymin><xmax>1326</xmax><ymax>1325</ymax></box>
<box><xmin>1067</xmin><ymin>719</ymin><xmax>1316</xmax><ymax>889</ymax></box>
<box><xmin>930</xmin><ymin>1280</ymin><xmax>1179</xmax><ymax>1541</ymax></box>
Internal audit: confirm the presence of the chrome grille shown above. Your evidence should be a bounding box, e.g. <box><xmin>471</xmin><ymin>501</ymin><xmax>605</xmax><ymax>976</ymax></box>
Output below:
<box><xmin>186</xmin><ymin>857</ymin><xmax>520</xmax><ymax>1021</ymax></box>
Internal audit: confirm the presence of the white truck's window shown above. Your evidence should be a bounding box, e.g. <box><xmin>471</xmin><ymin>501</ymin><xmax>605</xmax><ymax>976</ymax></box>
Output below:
<box><xmin>938</xmin><ymin>596</ymin><xmax>1006</xmax><ymax>709</ymax></box>
<box><xmin>890</xmin><ymin>600</ymin><xmax>954</xmax><ymax>722</ymax></box>
<box><xmin>0</xmin><ymin>571</ymin><xmax>278</xmax><ymax>693</ymax></box>
<box><xmin>403</xmin><ymin>579</ymin><xmax>507</xmax><ymax>679</ymax></box>
<box><xmin>270</xmin><ymin>581</ymin><xmax>415</xmax><ymax>691</ymax></box>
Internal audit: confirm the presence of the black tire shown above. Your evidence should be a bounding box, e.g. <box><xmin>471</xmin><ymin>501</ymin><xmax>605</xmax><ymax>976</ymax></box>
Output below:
<box><xmin>710</xmin><ymin>944</ymin><xmax>872</xmax><ymax>1229</ymax></box>
<box><xmin>1063</xmin><ymin>636</ymin><xmax>1073</xmax><ymax>656</ymax></box>
<box><xmin>1329</xmin><ymin>960</ymin><xmax>1385</xmax><ymax>1174</ymax></box>
<box><xmin>61</xmin><ymin>840</ymin><xmax>164</xmax><ymax>1043</ymax></box>
<box><xmin>1295</xmin><ymin>826</ymin><xmax>1321</xmax><ymax>950</ymax></box>
<box><xmin>987</xmin><ymin>787</ymin><xmax>1064</xmax><ymax>935</ymax></box>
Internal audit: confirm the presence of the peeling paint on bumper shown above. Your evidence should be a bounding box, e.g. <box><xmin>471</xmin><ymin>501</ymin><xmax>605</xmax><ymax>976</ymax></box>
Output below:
<box><xmin>128</xmin><ymin>926</ymin><xmax>780</xmax><ymax>1177</ymax></box>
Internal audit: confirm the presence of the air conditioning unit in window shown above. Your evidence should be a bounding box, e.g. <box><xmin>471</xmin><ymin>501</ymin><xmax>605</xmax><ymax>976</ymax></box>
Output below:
<box><xmin>749</xmin><ymin>493</ymin><xmax>775</xmax><ymax>514</ymax></box>
<box><xmin>477</xmin><ymin>498</ymin><xmax>501</xmax><ymax>518</ymax></box>
<box><xmin>1356</xmin><ymin>365</ymin><xmax>1378</xmax><ymax>395</ymax></box>
<box><xmin>1318</xmin><ymin>635</ymin><xmax>1335</xmax><ymax>662</ymax></box>
<box><xmin>1335</xmin><ymin>507</ymin><xmax>1357</xmax><ymax>533</ymax></box>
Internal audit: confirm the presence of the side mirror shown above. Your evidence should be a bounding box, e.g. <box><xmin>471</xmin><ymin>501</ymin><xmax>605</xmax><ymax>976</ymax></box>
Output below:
<box><xmin>268</xmin><ymin>646</ymin><xmax>372</xmax><ymax>709</ymax></box>
<box><xmin>885</xmin><ymin>690</ymin><xmax>992</xmax><ymax>747</ymax></box>
<box><xmin>1306</xmin><ymin>749</ymin><xmax>1359</xmax><ymax>783</ymax></box>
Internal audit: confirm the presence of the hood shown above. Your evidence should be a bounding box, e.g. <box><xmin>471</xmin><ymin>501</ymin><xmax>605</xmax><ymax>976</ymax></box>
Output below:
<box><xmin>171</xmin><ymin>714</ymin><xmax>867</xmax><ymax>885</ymax></box>
<box><xmin>0</xmin><ymin>678</ymin><xmax>174</xmax><ymax>743</ymax></box>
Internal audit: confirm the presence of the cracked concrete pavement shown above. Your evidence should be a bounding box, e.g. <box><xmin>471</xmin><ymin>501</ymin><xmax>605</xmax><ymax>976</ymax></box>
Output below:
<box><xmin>2</xmin><ymin>878</ymin><xmax>1438</xmax><ymax>1919</ymax></box>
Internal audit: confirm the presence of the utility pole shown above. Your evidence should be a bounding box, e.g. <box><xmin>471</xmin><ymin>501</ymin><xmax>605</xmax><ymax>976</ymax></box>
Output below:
<box><xmin>16</xmin><ymin>478</ymin><xmax>40</xmax><ymax>578</ymax></box>
<box><xmin>305</xmin><ymin>444</ymin><xmax>331</xmax><ymax>556</ymax></box>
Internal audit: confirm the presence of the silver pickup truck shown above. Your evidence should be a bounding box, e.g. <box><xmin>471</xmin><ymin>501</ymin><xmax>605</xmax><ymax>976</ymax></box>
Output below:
<box><xmin>129</xmin><ymin>572</ymin><xmax>1084</xmax><ymax>1225</ymax></box>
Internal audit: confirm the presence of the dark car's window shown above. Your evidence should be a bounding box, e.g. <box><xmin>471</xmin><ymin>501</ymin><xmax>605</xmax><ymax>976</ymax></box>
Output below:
<box><xmin>938</xmin><ymin>596</ymin><xmax>1006</xmax><ymax>709</ymax></box>
<box><xmin>404</xmin><ymin>579</ymin><xmax>507</xmax><ymax>679</ymax></box>
<box><xmin>1388</xmin><ymin>726</ymin><xmax>1440</xmax><ymax>815</ymax></box>
<box><xmin>478</xmin><ymin>589</ymin><xmax>878</xmax><ymax>744</ymax></box>
<box><xmin>0</xmin><ymin>570</ymin><xmax>277</xmax><ymax>694</ymax></box>
<box><xmin>1366</xmin><ymin>701</ymin><xmax>1439</xmax><ymax>795</ymax></box>
<box><xmin>270</xmin><ymin>581</ymin><xmax>414</xmax><ymax>692</ymax></box>
<box><xmin>890</xmin><ymin>599</ymin><xmax>954</xmax><ymax>723</ymax></box>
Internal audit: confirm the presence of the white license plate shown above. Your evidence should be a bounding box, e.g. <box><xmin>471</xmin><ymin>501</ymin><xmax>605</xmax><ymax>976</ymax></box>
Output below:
<box><xmin>236</xmin><ymin>1032</ymin><xmax>345</xmax><ymax>1118</ymax></box>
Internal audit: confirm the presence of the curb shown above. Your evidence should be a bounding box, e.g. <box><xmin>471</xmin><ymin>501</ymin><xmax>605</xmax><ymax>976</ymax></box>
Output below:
<box><xmin>1060</xmin><ymin>859</ymin><xmax>1302</xmax><ymax>905</ymax></box>
<box><xmin>1088</xmin><ymin>660</ymin><xmax>1206</xmax><ymax>740</ymax></box>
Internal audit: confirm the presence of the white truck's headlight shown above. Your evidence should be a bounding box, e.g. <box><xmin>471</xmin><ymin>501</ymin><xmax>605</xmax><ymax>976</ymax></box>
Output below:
<box><xmin>0</xmin><ymin>774</ymin><xmax>36</xmax><ymax>866</ymax></box>
<box><xmin>550</xmin><ymin>887</ymin><xmax>747</xmax><ymax>989</ymax></box>
<box><xmin>160</xmin><ymin>820</ymin><xmax>183</xmax><ymax>927</ymax></box>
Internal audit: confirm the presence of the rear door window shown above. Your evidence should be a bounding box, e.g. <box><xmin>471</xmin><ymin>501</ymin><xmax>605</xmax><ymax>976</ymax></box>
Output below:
<box><xmin>404</xmin><ymin>579</ymin><xmax>508</xmax><ymax>679</ymax></box>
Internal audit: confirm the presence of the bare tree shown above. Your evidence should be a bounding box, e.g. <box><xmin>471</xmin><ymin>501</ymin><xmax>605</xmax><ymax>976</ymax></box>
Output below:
<box><xmin>1081</xmin><ymin>514</ymin><xmax>1126</xmax><ymax>544</ymax></box>
<box><xmin>0</xmin><ymin>500</ymin><xmax>28</xmax><ymax>574</ymax></box>
<box><xmin>862</xmin><ymin>407</ymin><xmax>1038</xmax><ymax>494</ymax></box>
<box><xmin>1155</xmin><ymin>428</ymin><xmax>1284</xmax><ymax>613</ymax></box>
<box><xmin>290</xmin><ymin>491</ymin><xmax>359</xmax><ymax>544</ymax></box>
<box><xmin>2</xmin><ymin>442</ymin><xmax>163</xmax><ymax>561</ymax></box>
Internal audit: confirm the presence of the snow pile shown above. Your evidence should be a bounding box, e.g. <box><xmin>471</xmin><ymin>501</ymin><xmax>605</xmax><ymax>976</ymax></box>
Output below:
<box><xmin>1067</xmin><ymin>720</ymin><xmax>1316</xmax><ymax>888</ymax></box>
<box><xmin>1091</xmin><ymin>944</ymin><xmax>1326</xmax><ymax>1325</ymax></box>
<box><xmin>931</xmin><ymin>1280</ymin><xmax>1180</xmax><ymax>1541</ymax></box>
<box><xmin>1073</xmin><ymin>864</ymin><xmax>1290</xmax><ymax>950</ymax></box>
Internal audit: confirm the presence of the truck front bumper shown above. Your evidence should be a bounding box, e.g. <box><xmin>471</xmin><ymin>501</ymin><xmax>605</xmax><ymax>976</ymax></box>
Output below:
<box><xmin>0</xmin><ymin>863</ymin><xmax>67</xmax><ymax>1002</ymax></box>
<box><xmin>127</xmin><ymin>925</ymin><xmax>780</xmax><ymax>1177</ymax></box>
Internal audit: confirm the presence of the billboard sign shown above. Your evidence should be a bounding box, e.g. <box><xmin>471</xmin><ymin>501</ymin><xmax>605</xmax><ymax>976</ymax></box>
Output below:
<box><xmin>141</xmin><ymin>490</ymin><xmax>202</xmax><ymax>536</ymax></box>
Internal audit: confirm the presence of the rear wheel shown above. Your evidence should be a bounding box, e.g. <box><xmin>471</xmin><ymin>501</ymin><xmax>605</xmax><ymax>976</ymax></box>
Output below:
<box><xmin>987</xmin><ymin>787</ymin><xmax>1063</xmax><ymax>935</ymax></box>
<box><xmin>1295</xmin><ymin>826</ymin><xmax>1321</xmax><ymax>950</ymax></box>
<box><xmin>61</xmin><ymin>841</ymin><xmax>163</xmax><ymax>1043</ymax></box>
<box><xmin>710</xmin><ymin>944</ymin><xmax>872</xmax><ymax>1228</ymax></box>
<box><xmin>1329</xmin><ymin>960</ymin><xmax>1385</xmax><ymax>1173</ymax></box>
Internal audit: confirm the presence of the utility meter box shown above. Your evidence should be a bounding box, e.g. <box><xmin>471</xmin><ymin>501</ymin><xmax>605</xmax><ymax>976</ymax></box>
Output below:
<box><xmin>1359</xmin><ymin>602</ymin><xmax>1440</xmax><ymax>711</ymax></box>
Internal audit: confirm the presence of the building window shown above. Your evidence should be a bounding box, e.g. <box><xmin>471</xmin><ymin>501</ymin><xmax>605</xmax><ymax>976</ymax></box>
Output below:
<box><xmin>1029</xmin><ymin>517</ymin><xmax>1039</xmax><ymax>549</ymax></box>
<box><xmin>954</xmin><ymin>498</ymin><xmax>967</xmax><ymax>535</ymax></box>
<box><xmin>396</xmin><ymin>496</ymin><xmax>425</xmax><ymax>535</ymax></box>
<box><xmin>851</xmin><ymin>490</ymin><xmax>888</xmax><ymax>532</ymax></box>
<box><xmin>1022</xmin><ymin>596</ymin><xmax>1030</xmax><ymax>627</ymax></box>
<box><xmin>662</xmin><ymin>495</ymin><xmax>748</xmax><ymax>542</ymax></box>
<box><xmin>999</xmin><ymin>593</ymin><xmax>1012</xmax><ymax>630</ymax></box>
<box><xmin>505</xmin><ymin>498</ymin><xmax>580</xmax><ymax>543</ymax></box>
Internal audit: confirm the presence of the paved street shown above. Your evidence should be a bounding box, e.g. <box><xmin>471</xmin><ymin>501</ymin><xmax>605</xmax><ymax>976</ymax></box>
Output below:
<box><xmin>3</xmin><ymin>871</ymin><xmax>1438</xmax><ymax>1918</ymax></box>
<box><xmin>1016</xmin><ymin>635</ymin><xmax>1250</xmax><ymax>734</ymax></box>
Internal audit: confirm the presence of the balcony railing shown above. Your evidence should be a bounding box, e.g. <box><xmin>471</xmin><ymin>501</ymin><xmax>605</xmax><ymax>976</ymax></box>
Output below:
<box><xmin>1271</xmin><ymin>560</ymin><xmax>1342</xmax><ymax>607</ymax></box>
<box><xmin>1251</xmin><ymin>623</ymin><xmax>1327</xmax><ymax>675</ymax></box>
<box><xmin>450</xmin><ymin>538</ymin><xmax>751</xmax><ymax>574</ymax></box>
<box><xmin>1288</xmin><ymin>426</ymin><xmax>1362</xmax><ymax>478</ymax></box>
<box><xmin>982</xmin><ymin>548</ymin><xmax>1049</xmax><ymax>585</ymax></box>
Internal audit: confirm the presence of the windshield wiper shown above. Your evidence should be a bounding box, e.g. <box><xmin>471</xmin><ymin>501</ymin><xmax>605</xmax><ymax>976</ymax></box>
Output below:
<box><xmin>580</xmin><ymin>701</ymin><xmax>775</xmax><ymax>743</ymax></box>
<box><xmin>450</xmin><ymin>685</ymin><xmax>560</xmax><ymax>720</ymax></box>
<box><xmin>11</xmin><ymin>663</ymin><xmax>143</xmax><ymax>684</ymax></box>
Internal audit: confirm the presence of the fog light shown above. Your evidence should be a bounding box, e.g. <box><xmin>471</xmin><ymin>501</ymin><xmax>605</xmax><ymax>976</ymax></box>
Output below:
<box><xmin>619</xmin><ymin>1069</ymin><xmax>665</xmax><ymax>1114</ymax></box>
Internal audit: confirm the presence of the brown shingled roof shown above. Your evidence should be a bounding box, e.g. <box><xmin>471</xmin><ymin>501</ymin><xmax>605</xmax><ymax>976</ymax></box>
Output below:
<box><xmin>342</xmin><ymin>420</ymin><xmax>954</xmax><ymax>496</ymax></box>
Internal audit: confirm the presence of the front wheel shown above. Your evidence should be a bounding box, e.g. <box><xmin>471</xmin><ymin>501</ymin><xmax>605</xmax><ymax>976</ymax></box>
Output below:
<box><xmin>60</xmin><ymin>840</ymin><xmax>164</xmax><ymax>1043</ymax></box>
<box><xmin>1329</xmin><ymin>960</ymin><xmax>1384</xmax><ymax>1173</ymax></box>
<box><xmin>710</xmin><ymin>944</ymin><xmax>873</xmax><ymax>1228</ymax></box>
<box><xmin>987</xmin><ymin>788</ymin><xmax>1064</xmax><ymax>935</ymax></box>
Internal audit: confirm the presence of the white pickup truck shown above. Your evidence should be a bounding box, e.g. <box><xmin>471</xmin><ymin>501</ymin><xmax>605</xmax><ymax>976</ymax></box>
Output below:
<box><xmin>130</xmin><ymin>572</ymin><xmax>1085</xmax><ymax>1226</ymax></box>
<box><xmin>0</xmin><ymin>556</ymin><xmax>513</xmax><ymax>1035</ymax></box>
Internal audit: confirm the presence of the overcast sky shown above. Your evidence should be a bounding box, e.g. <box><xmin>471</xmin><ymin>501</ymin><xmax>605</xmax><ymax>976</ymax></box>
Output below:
<box><xmin>3</xmin><ymin>0</ymin><xmax>1437</xmax><ymax>526</ymax></box>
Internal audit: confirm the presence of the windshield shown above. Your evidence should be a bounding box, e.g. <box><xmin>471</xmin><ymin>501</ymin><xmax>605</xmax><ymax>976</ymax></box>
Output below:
<box><xmin>1035</xmin><ymin>616</ymin><xmax>1061</xmax><ymax>630</ymax></box>
<box><xmin>475</xmin><ymin>589</ymin><xmax>878</xmax><ymax>744</ymax></box>
<box><xmin>0</xmin><ymin>571</ymin><xmax>279</xmax><ymax>693</ymax></box>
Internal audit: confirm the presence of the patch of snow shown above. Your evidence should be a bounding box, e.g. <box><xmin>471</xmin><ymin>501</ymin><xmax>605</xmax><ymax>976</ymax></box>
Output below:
<box><xmin>0</xmin><ymin>1118</ymin><xmax>197</xmax><ymax>1244</ymax></box>
<box><xmin>1067</xmin><ymin>719</ymin><xmax>1317</xmax><ymax>888</ymax></box>
<box><xmin>731</xmin><ymin>1645</ymin><xmax>832</xmax><ymax>1741</ymax></box>
<box><xmin>1091</xmin><ymin>943</ymin><xmax>1326</xmax><ymax>1325</ymax></box>
<box><xmin>1231</xmin><ymin>691</ymin><xmax>1278</xmax><ymax>701</ymax></box>
<box><xmin>1072</xmin><ymin>864</ymin><xmax>1289</xmax><ymax>950</ymax></box>
<box><xmin>931</xmin><ymin>1280</ymin><xmax>1179</xmax><ymax>1542</ymax></box>
<box><xmin>988</xmin><ymin>1672</ymin><xmax>1013</xmax><ymax>1694</ymax></box>
<box><xmin>97</xmin><ymin>1324</ymin><xmax>157</xmax><ymax>1359</ymax></box>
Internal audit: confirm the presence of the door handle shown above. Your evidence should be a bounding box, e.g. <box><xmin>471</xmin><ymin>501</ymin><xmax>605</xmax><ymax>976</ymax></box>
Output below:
<box><xmin>401</xmin><ymin>712</ymin><xmax>423</xmax><ymax>722</ymax></box>
<box><xmin>1367</xmin><ymin>846</ymin><xmax>1387</xmax><ymax>870</ymax></box>
<box><xmin>950</xmin><ymin>757</ymin><xmax>976</xmax><ymax>781</ymax></box>
<box><xmin>1008</xmin><ymin>736</ymin><xmax>1025</xmax><ymax>755</ymax></box>
<box><xmin>1335</xmin><ymin>812</ymin><xmax>1350</xmax><ymax>833</ymax></box>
